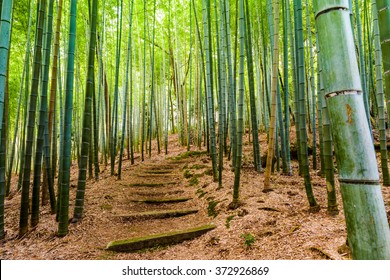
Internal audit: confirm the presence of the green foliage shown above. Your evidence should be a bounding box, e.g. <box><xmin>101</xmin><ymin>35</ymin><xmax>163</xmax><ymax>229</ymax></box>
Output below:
<box><xmin>207</xmin><ymin>199</ymin><xmax>219</xmax><ymax>217</ymax></box>
<box><xmin>189</xmin><ymin>164</ymin><xmax>208</xmax><ymax>170</ymax></box>
<box><xmin>100</xmin><ymin>204</ymin><xmax>112</xmax><ymax>211</ymax></box>
<box><xmin>241</xmin><ymin>233</ymin><xmax>256</xmax><ymax>248</ymax></box>
<box><xmin>225</xmin><ymin>215</ymin><xmax>235</xmax><ymax>229</ymax></box>
<box><xmin>204</xmin><ymin>168</ymin><xmax>213</xmax><ymax>176</ymax></box>
<box><xmin>183</xmin><ymin>169</ymin><xmax>193</xmax><ymax>178</ymax></box>
<box><xmin>171</xmin><ymin>150</ymin><xmax>208</xmax><ymax>161</ymax></box>
<box><xmin>196</xmin><ymin>188</ymin><xmax>207</xmax><ymax>198</ymax></box>
<box><xmin>189</xmin><ymin>176</ymin><xmax>199</xmax><ymax>186</ymax></box>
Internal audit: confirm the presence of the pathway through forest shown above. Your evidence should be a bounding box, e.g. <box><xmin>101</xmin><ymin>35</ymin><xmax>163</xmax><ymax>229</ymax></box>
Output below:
<box><xmin>105</xmin><ymin>154</ymin><xmax>216</xmax><ymax>252</ymax></box>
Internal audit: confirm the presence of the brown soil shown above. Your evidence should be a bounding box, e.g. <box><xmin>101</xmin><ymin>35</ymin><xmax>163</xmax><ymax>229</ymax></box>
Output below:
<box><xmin>1</xmin><ymin>133</ymin><xmax>390</xmax><ymax>260</ymax></box>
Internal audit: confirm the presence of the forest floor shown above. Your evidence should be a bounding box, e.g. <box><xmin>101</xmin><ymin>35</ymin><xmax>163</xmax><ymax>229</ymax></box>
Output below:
<box><xmin>1</xmin><ymin>131</ymin><xmax>390</xmax><ymax>260</ymax></box>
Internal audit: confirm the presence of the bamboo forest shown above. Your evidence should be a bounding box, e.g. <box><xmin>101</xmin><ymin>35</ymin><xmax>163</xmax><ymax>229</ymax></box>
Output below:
<box><xmin>0</xmin><ymin>0</ymin><xmax>390</xmax><ymax>261</ymax></box>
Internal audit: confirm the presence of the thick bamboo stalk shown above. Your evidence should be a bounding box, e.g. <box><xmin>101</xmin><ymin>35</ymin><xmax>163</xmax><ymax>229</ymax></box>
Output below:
<box><xmin>315</xmin><ymin>0</ymin><xmax>390</xmax><ymax>259</ymax></box>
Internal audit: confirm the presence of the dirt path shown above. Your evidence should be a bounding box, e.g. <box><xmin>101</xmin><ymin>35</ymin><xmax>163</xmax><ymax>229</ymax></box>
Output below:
<box><xmin>105</xmin><ymin>155</ymin><xmax>216</xmax><ymax>252</ymax></box>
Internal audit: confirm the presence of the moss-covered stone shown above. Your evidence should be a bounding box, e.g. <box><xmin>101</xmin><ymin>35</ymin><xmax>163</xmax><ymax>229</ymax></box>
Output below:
<box><xmin>116</xmin><ymin>209</ymin><xmax>198</xmax><ymax>221</ymax></box>
<box><xmin>106</xmin><ymin>224</ymin><xmax>216</xmax><ymax>252</ymax></box>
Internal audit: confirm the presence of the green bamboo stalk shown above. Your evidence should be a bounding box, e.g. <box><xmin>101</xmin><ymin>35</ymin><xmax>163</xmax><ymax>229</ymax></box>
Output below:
<box><xmin>188</xmin><ymin>0</ymin><xmax>193</xmax><ymax>152</ymax></box>
<box><xmin>129</xmin><ymin>27</ymin><xmax>135</xmax><ymax>164</ymax></box>
<box><xmin>72</xmin><ymin>0</ymin><xmax>98</xmax><ymax>223</ymax></box>
<box><xmin>58</xmin><ymin>0</ymin><xmax>78</xmax><ymax>237</ymax></box>
<box><xmin>219</xmin><ymin>0</ymin><xmax>228</xmax><ymax>156</ymax></box>
<box><xmin>315</xmin><ymin>0</ymin><xmax>390</xmax><ymax>259</ymax></box>
<box><xmin>111</xmin><ymin>0</ymin><xmax>123</xmax><ymax>175</ymax></box>
<box><xmin>316</xmin><ymin>31</ymin><xmax>325</xmax><ymax>178</ymax></box>
<box><xmin>231</xmin><ymin>0</ymin><xmax>245</xmax><ymax>208</ymax></box>
<box><xmin>96</xmin><ymin>0</ymin><xmax>104</xmax><ymax>165</ymax></box>
<box><xmin>282</xmin><ymin>0</ymin><xmax>292</xmax><ymax>175</ymax></box>
<box><xmin>17</xmin><ymin>45</ymin><xmax>30</xmax><ymax>192</ymax></box>
<box><xmin>375</xmin><ymin>1</ymin><xmax>390</xmax><ymax>125</ymax></box>
<box><xmin>42</xmin><ymin>0</ymin><xmax>56</xmax><ymax>209</ymax></box>
<box><xmin>213</xmin><ymin>0</ymin><xmax>224</xmax><ymax>188</ymax></box>
<box><xmin>276</xmin><ymin>80</ymin><xmax>286</xmax><ymax>174</ymax></box>
<box><xmin>148</xmin><ymin>0</ymin><xmax>157</xmax><ymax>157</ymax></box>
<box><xmin>141</xmin><ymin>0</ymin><xmax>146</xmax><ymax>161</ymax></box>
<box><xmin>0</xmin><ymin>0</ymin><xmax>13</xmax><ymax>149</ymax></box>
<box><xmin>226</xmin><ymin>0</ymin><xmax>237</xmax><ymax>166</ymax></box>
<box><xmin>48</xmin><ymin>1</ymin><xmax>63</xmax><ymax>184</ymax></box>
<box><xmin>0</xmin><ymin>109</ymin><xmax>5</xmax><ymax>239</ymax></box>
<box><xmin>56</xmin><ymin>52</ymin><xmax>64</xmax><ymax>221</ymax></box>
<box><xmin>372</xmin><ymin>0</ymin><xmax>390</xmax><ymax>186</ymax></box>
<box><xmin>193</xmin><ymin>0</ymin><xmax>208</xmax><ymax>153</ymax></box>
<box><xmin>364</xmin><ymin>3</ymin><xmax>374</xmax><ymax>133</ymax></box>
<box><xmin>354</xmin><ymin>0</ymin><xmax>369</xmax><ymax>135</ymax></box>
<box><xmin>92</xmin><ymin>68</ymin><xmax>99</xmax><ymax>179</ymax></box>
<box><xmin>258</xmin><ymin>5</ymin><xmax>270</xmax><ymax>134</ymax></box>
<box><xmin>6</xmin><ymin>0</ymin><xmax>32</xmax><ymax>196</ymax></box>
<box><xmin>317</xmin><ymin>40</ymin><xmax>338</xmax><ymax>215</ymax></box>
<box><xmin>244</xmin><ymin>0</ymin><xmax>261</xmax><ymax>173</ymax></box>
<box><xmin>291</xmin><ymin>0</ymin><xmax>301</xmax><ymax>176</ymax></box>
<box><xmin>202</xmin><ymin>0</ymin><xmax>218</xmax><ymax>182</ymax></box>
<box><xmin>164</xmin><ymin>38</ymin><xmax>169</xmax><ymax>154</ymax></box>
<box><xmin>305</xmin><ymin>0</ymin><xmax>317</xmax><ymax>171</ymax></box>
<box><xmin>119</xmin><ymin>0</ymin><xmax>134</xmax><ymax>179</ymax></box>
<box><xmin>19</xmin><ymin>0</ymin><xmax>47</xmax><ymax>237</ymax></box>
<box><xmin>295</xmin><ymin>0</ymin><xmax>318</xmax><ymax>209</ymax></box>
<box><xmin>264</xmin><ymin>0</ymin><xmax>280</xmax><ymax>191</ymax></box>
<box><xmin>31</xmin><ymin>0</ymin><xmax>56</xmax><ymax>227</ymax></box>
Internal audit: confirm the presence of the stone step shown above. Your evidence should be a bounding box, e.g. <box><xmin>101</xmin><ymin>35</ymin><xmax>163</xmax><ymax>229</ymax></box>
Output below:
<box><xmin>129</xmin><ymin>197</ymin><xmax>192</xmax><ymax>204</ymax></box>
<box><xmin>135</xmin><ymin>173</ymin><xmax>176</xmax><ymax>178</ymax></box>
<box><xmin>106</xmin><ymin>224</ymin><xmax>216</xmax><ymax>252</ymax></box>
<box><xmin>115</xmin><ymin>209</ymin><xmax>199</xmax><ymax>221</ymax></box>
<box><xmin>133</xmin><ymin>190</ymin><xmax>184</xmax><ymax>197</ymax></box>
<box><xmin>142</xmin><ymin>164</ymin><xmax>178</xmax><ymax>170</ymax></box>
<box><xmin>142</xmin><ymin>170</ymin><xmax>174</xmax><ymax>175</ymax></box>
<box><xmin>127</xmin><ymin>182</ymin><xmax>177</xmax><ymax>187</ymax></box>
